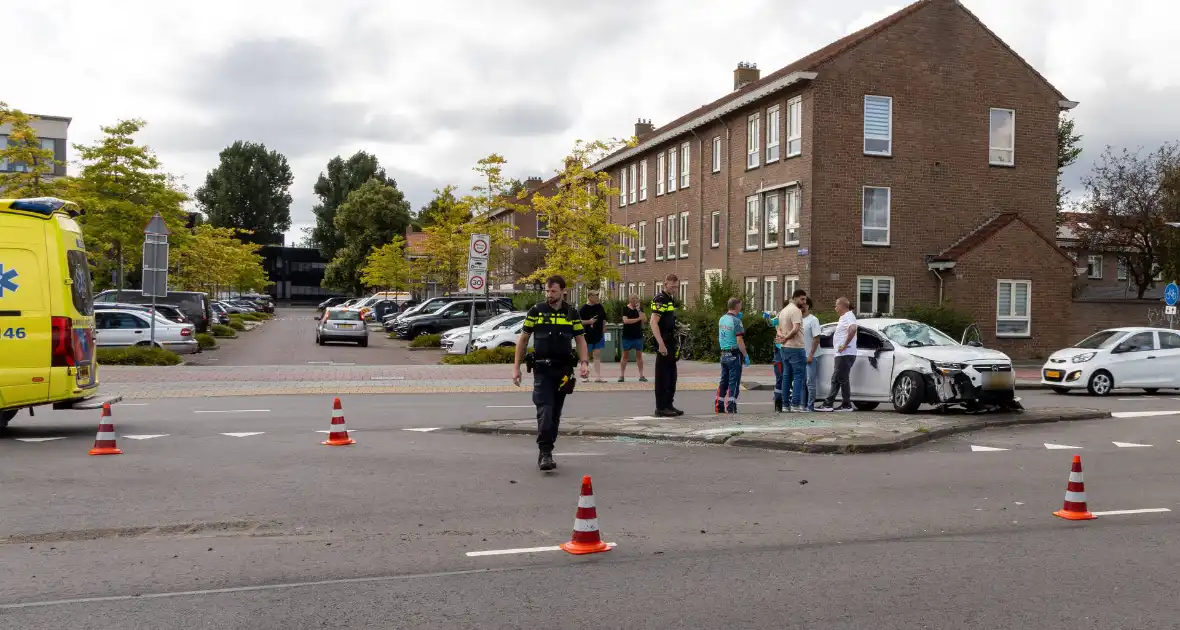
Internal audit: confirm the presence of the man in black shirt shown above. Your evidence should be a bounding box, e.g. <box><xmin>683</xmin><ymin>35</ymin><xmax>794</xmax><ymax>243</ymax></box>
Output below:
<box><xmin>513</xmin><ymin>275</ymin><xmax>590</xmax><ymax>471</ymax></box>
<box><xmin>578</xmin><ymin>290</ymin><xmax>608</xmax><ymax>383</ymax></box>
<box><xmin>618</xmin><ymin>293</ymin><xmax>646</xmax><ymax>383</ymax></box>
<box><xmin>650</xmin><ymin>273</ymin><xmax>682</xmax><ymax>417</ymax></box>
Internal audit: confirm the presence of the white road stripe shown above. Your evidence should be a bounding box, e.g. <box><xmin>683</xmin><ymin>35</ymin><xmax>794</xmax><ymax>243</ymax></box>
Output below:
<box><xmin>116</xmin><ymin>403</ymin><xmax>149</xmax><ymax>407</ymax></box>
<box><xmin>221</xmin><ymin>432</ymin><xmax>264</xmax><ymax>437</ymax></box>
<box><xmin>1090</xmin><ymin>508</ymin><xmax>1171</xmax><ymax>517</ymax></box>
<box><xmin>1112</xmin><ymin>411</ymin><xmax>1180</xmax><ymax>418</ymax></box>
<box><xmin>121</xmin><ymin>434</ymin><xmax>169</xmax><ymax>440</ymax></box>
<box><xmin>194</xmin><ymin>409</ymin><xmax>271</xmax><ymax>414</ymax></box>
<box><xmin>403</xmin><ymin>428</ymin><xmax>441</xmax><ymax>432</ymax></box>
<box><xmin>1044</xmin><ymin>443</ymin><xmax>1082</xmax><ymax>450</ymax></box>
<box><xmin>15</xmin><ymin>437</ymin><xmax>66</xmax><ymax>443</ymax></box>
<box><xmin>1113</xmin><ymin>441</ymin><xmax>1152</xmax><ymax>448</ymax></box>
<box><xmin>970</xmin><ymin>445</ymin><xmax>1008</xmax><ymax>452</ymax></box>
<box><xmin>465</xmin><ymin>542</ymin><xmax>617</xmax><ymax>557</ymax></box>
<box><xmin>486</xmin><ymin>405</ymin><xmax>534</xmax><ymax>408</ymax></box>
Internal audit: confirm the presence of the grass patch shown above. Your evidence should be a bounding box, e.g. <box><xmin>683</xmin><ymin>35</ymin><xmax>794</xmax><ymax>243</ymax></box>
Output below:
<box><xmin>409</xmin><ymin>333</ymin><xmax>441</xmax><ymax>348</ymax></box>
<box><xmin>229</xmin><ymin>320</ymin><xmax>246</xmax><ymax>331</ymax></box>
<box><xmin>97</xmin><ymin>346</ymin><xmax>182</xmax><ymax>366</ymax></box>
<box><xmin>440</xmin><ymin>347</ymin><xmax>515</xmax><ymax>365</ymax></box>
<box><xmin>211</xmin><ymin>323</ymin><xmax>237</xmax><ymax>338</ymax></box>
<box><xmin>237</xmin><ymin>312</ymin><xmax>262</xmax><ymax>322</ymax></box>
<box><xmin>195</xmin><ymin>333</ymin><xmax>217</xmax><ymax>349</ymax></box>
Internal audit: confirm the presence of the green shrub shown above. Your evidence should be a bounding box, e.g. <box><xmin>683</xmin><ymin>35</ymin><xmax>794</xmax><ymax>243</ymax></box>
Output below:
<box><xmin>409</xmin><ymin>333</ymin><xmax>441</xmax><ymax>348</ymax></box>
<box><xmin>195</xmin><ymin>333</ymin><xmax>217</xmax><ymax>349</ymax></box>
<box><xmin>895</xmin><ymin>302</ymin><xmax>974</xmax><ymax>341</ymax></box>
<box><xmin>239</xmin><ymin>312</ymin><xmax>262</xmax><ymax>322</ymax></box>
<box><xmin>97</xmin><ymin>346</ymin><xmax>182</xmax><ymax>366</ymax></box>
<box><xmin>513</xmin><ymin>291</ymin><xmax>543</xmax><ymax>312</ymax></box>
<box><xmin>229</xmin><ymin>320</ymin><xmax>246</xmax><ymax>331</ymax></box>
<box><xmin>211</xmin><ymin>323</ymin><xmax>237</xmax><ymax>338</ymax></box>
<box><xmin>441</xmin><ymin>347</ymin><xmax>515</xmax><ymax>365</ymax></box>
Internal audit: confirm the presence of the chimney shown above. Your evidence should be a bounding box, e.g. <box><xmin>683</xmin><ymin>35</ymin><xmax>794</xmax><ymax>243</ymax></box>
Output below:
<box><xmin>733</xmin><ymin>61</ymin><xmax>760</xmax><ymax>91</ymax></box>
<box><xmin>634</xmin><ymin>118</ymin><xmax>654</xmax><ymax>139</ymax></box>
<box><xmin>524</xmin><ymin>176</ymin><xmax>544</xmax><ymax>193</ymax></box>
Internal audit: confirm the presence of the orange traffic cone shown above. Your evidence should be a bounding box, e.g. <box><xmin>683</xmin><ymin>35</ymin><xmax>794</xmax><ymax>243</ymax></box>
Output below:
<box><xmin>1053</xmin><ymin>454</ymin><xmax>1096</xmax><ymax>520</ymax></box>
<box><xmin>560</xmin><ymin>475</ymin><xmax>612</xmax><ymax>555</ymax></box>
<box><xmin>88</xmin><ymin>403</ymin><xmax>122</xmax><ymax>456</ymax></box>
<box><xmin>321</xmin><ymin>397</ymin><xmax>355</xmax><ymax>446</ymax></box>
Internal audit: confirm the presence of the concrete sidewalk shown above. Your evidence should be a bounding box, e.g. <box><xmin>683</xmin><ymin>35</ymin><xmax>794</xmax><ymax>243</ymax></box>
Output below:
<box><xmin>462</xmin><ymin>407</ymin><xmax>1109</xmax><ymax>454</ymax></box>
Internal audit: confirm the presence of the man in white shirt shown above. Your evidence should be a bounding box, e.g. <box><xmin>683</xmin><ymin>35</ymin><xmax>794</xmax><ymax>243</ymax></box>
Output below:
<box><xmin>800</xmin><ymin>297</ymin><xmax>823</xmax><ymax>412</ymax></box>
<box><xmin>816</xmin><ymin>297</ymin><xmax>857</xmax><ymax>412</ymax></box>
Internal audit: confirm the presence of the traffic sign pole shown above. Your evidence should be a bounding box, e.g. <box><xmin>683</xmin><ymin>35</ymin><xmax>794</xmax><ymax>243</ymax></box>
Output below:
<box><xmin>1165</xmin><ymin>282</ymin><xmax>1178</xmax><ymax>329</ymax></box>
<box><xmin>466</xmin><ymin>234</ymin><xmax>490</xmax><ymax>353</ymax></box>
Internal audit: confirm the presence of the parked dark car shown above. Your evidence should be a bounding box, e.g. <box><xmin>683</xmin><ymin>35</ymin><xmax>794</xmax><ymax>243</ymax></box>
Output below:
<box><xmin>209</xmin><ymin>302</ymin><xmax>233</xmax><ymax>325</ymax></box>
<box><xmin>383</xmin><ymin>296</ymin><xmax>512</xmax><ymax>330</ymax></box>
<box><xmin>95</xmin><ymin>290</ymin><xmax>214</xmax><ymax>334</ymax></box>
<box><xmin>317</xmin><ymin>297</ymin><xmax>353</xmax><ymax>312</ymax></box>
<box><xmin>392</xmin><ymin>300</ymin><xmax>512</xmax><ymax>339</ymax></box>
<box><xmin>240</xmin><ymin>293</ymin><xmax>275</xmax><ymax>313</ymax></box>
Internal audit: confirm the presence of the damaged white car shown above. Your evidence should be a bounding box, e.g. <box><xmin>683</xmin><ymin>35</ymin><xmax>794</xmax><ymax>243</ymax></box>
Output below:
<box><xmin>814</xmin><ymin>318</ymin><xmax>1021</xmax><ymax>413</ymax></box>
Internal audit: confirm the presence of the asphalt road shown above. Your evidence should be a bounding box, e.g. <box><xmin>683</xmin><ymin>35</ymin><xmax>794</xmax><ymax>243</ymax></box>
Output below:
<box><xmin>4</xmin><ymin>391</ymin><xmax>1180</xmax><ymax>628</ymax></box>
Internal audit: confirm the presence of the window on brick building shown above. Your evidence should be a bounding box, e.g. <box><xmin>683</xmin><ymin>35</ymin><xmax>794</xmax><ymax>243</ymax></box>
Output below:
<box><xmin>639</xmin><ymin>159</ymin><xmax>648</xmax><ymax>201</ymax></box>
<box><xmin>711</xmin><ymin>211</ymin><xmax>721</xmax><ymax>248</ymax></box>
<box><xmin>629</xmin><ymin>164</ymin><xmax>638</xmax><ymax>204</ymax></box>
<box><xmin>787</xmin><ymin>96</ymin><xmax>802</xmax><ymax>157</ymax></box>
<box><xmin>618</xmin><ymin>233</ymin><xmax>626</xmax><ymax>265</ymax></box>
<box><xmin>989</xmin><ymin>108</ymin><xmax>1016</xmax><ymax>166</ymax></box>
<box><xmin>744</xmin><ymin>277</ymin><xmax>759</xmax><ymax>305</ymax></box>
<box><xmin>784</xmin><ymin>276</ymin><xmax>799</xmax><ymax>303</ymax></box>
<box><xmin>655</xmin><ymin>217</ymin><xmax>665</xmax><ymax>260</ymax></box>
<box><xmin>763</xmin><ymin>191</ymin><xmax>780</xmax><ymax>248</ymax></box>
<box><xmin>864</xmin><ymin>95</ymin><xmax>892</xmax><ymax>156</ymax></box>
<box><xmin>628</xmin><ymin>223</ymin><xmax>637</xmax><ymax>263</ymax></box>
<box><xmin>784</xmin><ymin>186</ymin><xmax>800</xmax><ymax>245</ymax></box>
<box><xmin>996</xmin><ymin>279</ymin><xmax>1031</xmax><ymax>337</ymax></box>
<box><xmin>857</xmin><ymin>276</ymin><xmax>893</xmax><ymax>315</ymax></box>
<box><xmin>680</xmin><ymin>143</ymin><xmax>690</xmax><ymax>188</ymax></box>
<box><xmin>745</xmin><ymin>196</ymin><xmax>760</xmax><ymax>250</ymax></box>
<box><xmin>656</xmin><ymin>153</ymin><xmax>665</xmax><ymax>195</ymax></box>
<box><xmin>668</xmin><ymin>149</ymin><xmax>678</xmax><ymax>193</ymax></box>
<box><xmin>679</xmin><ymin>281</ymin><xmax>689</xmax><ymax>304</ymax></box>
<box><xmin>667</xmin><ymin>213</ymin><xmax>677</xmax><ymax>259</ymax></box>
<box><xmin>1087</xmin><ymin>255</ymin><xmax>1103</xmax><ymax>279</ymax></box>
<box><xmin>747</xmin><ymin>114</ymin><xmax>760</xmax><ymax>168</ymax></box>
<box><xmin>766</xmin><ymin>105</ymin><xmax>781</xmax><ymax>163</ymax></box>
<box><xmin>862</xmin><ymin>186</ymin><xmax>890</xmax><ymax>245</ymax></box>
<box><xmin>763</xmin><ymin>276</ymin><xmax>778</xmax><ymax>312</ymax></box>
<box><xmin>1117</xmin><ymin>258</ymin><xmax>1128</xmax><ymax>281</ymax></box>
<box><xmin>679</xmin><ymin>212</ymin><xmax>689</xmax><ymax>258</ymax></box>
<box><xmin>619</xmin><ymin>168</ymin><xmax>627</xmax><ymax>206</ymax></box>
<box><xmin>712</xmin><ymin>136</ymin><xmax>722</xmax><ymax>173</ymax></box>
<box><xmin>638</xmin><ymin>221</ymin><xmax>647</xmax><ymax>262</ymax></box>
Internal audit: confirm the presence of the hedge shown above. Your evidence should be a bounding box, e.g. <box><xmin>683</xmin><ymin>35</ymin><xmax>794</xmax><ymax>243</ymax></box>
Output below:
<box><xmin>229</xmin><ymin>320</ymin><xmax>246</xmax><ymax>331</ymax></box>
<box><xmin>409</xmin><ymin>333</ymin><xmax>441</xmax><ymax>348</ymax></box>
<box><xmin>97</xmin><ymin>346</ymin><xmax>183</xmax><ymax>366</ymax></box>
<box><xmin>195</xmin><ymin>333</ymin><xmax>217</xmax><ymax>349</ymax></box>
<box><xmin>440</xmin><ymin>347</ymin><xmax>515</xmax><ymax>365</ymax></box>
<box><xmin>211</xmin><ymin>323</ymin><xmax>237</xmax><ymax>338</ymax></box>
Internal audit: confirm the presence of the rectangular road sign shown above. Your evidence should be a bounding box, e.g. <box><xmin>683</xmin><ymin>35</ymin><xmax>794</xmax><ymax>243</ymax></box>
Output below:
<box><xmin>468</xmin><ymin>233</ymin><xmax>490</xmax><ymax>260</ymax></box>
<box><xmin>467</xmin><ymin>258</ymin><xmax>488</xmax><ymax>273</ymax></box>
<box><xmin>142</xmin><ymin>269</ymin><xmax>168</xmax><ymax>298</ymax></box>
<box><xmin>465</xmin><ymin>269</ymin><xmax>487</xmax><ymax>293</ymax></box>
<box><xmin>1167</xmin><ymin>305</ymin><xmax>1177</xmax><ymax>316</ymax></box>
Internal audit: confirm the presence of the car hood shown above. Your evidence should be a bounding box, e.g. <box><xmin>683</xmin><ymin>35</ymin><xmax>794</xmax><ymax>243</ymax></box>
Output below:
<box><xmin>906</xmin><ymin>345</ymin><xmax>1011</xmax><ymax>363</ymax></box>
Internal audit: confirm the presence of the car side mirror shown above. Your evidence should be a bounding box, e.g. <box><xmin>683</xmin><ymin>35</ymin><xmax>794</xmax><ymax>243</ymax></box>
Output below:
<box><xmin>1111</xmin><ymin>345</ymin><xmax>1129</xmax><ymax>354</ymax></box>
<box><xmin>967</xmin><ymin>340</ymin><xmax>983</xmax><ymax>348</ymax></box>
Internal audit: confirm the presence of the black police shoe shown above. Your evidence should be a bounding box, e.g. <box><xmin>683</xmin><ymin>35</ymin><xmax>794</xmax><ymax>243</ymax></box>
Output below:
<box><xmin>669</xmin><ymin>406</ymin><xmax>685</xmax><ymax>416</ymax></box>
<box><xmin>655</xmin><ymin>408</ymin><xmax>678</xmax><ymax>418</ymax></box>
<box><xmin>538</xmin><ymin>452</ymin><xmax>556</xmax><ymax>471</ymax></box>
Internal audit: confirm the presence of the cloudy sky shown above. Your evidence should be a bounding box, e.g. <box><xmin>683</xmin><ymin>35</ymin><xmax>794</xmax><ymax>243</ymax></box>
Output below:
<box><xmin>8</xmin><ymin>0</ymin><xmax>1177</xmax><ymax>245</ymax></box>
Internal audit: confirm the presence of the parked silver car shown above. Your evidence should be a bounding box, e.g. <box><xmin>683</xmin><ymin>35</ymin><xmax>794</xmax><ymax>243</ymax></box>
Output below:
<box><xmin>316</xmin><ymin>308</ymin><xmax>369</xmax><ymax>347</ymax></box>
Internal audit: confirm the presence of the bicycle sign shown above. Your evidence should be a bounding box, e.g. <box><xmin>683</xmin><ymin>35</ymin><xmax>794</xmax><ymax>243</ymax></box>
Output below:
<box><xmin>1165</xmin><ymin>282</ymin><xmax>1178</xmax><ymax>307</ymax></box>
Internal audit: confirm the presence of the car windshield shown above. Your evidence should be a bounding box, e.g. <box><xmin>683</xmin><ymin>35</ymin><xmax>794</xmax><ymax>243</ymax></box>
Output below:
<box><xmin>880</xmin><ymin>322</ymin><xmax>959</xmax><ymax>348</ymax></box>
<box><xmin>420</xmin><ymin>301</ymin><xmax>451</xmax><ymax>314</ymax></box>
<box><xmin>1073</xmin><ymin>329</ymin><xmax>1125</xmax><ymax>349</ymax></box>
<box><xmin>328</xmin><ymin>310</ymin><xmax>362</xmax><ymax>321</ymax></box>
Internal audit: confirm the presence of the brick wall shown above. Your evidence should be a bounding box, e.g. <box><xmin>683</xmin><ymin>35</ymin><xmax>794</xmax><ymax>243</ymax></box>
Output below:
<box><xmin>1067</xmin><ymin>299</ymin><xmax>1167</xmax><ymax>343</ymax></box>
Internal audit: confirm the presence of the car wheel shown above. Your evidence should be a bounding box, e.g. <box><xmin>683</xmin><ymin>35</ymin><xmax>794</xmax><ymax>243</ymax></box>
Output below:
<box><xmin>853</xmin><ymin>401</ymin><xmax>879</xmax><ymax>411</ymax></box>
<box><xmin>891</xmin><ymin>372</ymin><xmax>925</xmax><ymax>414</ymax></box>
<box><xmin>0</xmin><ymin>409</ymin><xmax>16</xmax><ymax>431</ymax></box>
<box><xmin>1087</xmin><ymin>370</ymin><xmax>1114</xmax><ymax>396</ymax></box>
<box><xmin>1144</xmin><ymin>388</ymin><xmax>1160</xmax><ymax>394</ymax></box>
<box><xmin>359</xmin><ymin>338</ymin><xmax>368</xmax><ymax>348</ymax></box>
<box><xmin>1051</xmin><ymin>386</ymin><xmax>1070</xmax><ymax>395</ymax></box>
<box><xmin>498</xmin><ymin>342</ymin><xmax>514</xmax><ymax>348</ymax></box>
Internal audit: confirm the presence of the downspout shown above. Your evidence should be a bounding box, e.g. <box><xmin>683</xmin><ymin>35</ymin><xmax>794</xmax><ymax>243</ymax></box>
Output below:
<box><xmin>927</xmin><ymin>261</ymin><xmax>955</xmax><ymax>304</ymax></box>
<box><xmin>690</xmin><ymin>128</ymin><xmax>704</xmax><ymax>298</ymax></box>
<box><xmin>720</xmin><ymin>117</ymin><xmax>732</xmax><ymax>281</ymax></box>
<box><xmin>930</xmin><ymin>268</ymin><xmax>944</xmax><ymax>304</ymax></box>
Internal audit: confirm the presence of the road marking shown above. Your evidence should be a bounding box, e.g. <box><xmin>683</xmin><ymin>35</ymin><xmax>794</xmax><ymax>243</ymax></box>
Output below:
<box><xmin>1044</xmin><ymin>443</ymin><xmax>1082</xmax><ymax>450</ymax></box>
<box><xmin>121</xmin><ymin>434</ymin><xmax>169</xmax><ymax>440</ymax></box>
<box><xmin>370</xmin><ymin>376</ymin><xmax>406</xmax><ymax>381</ymax></box>
<box><xmin>15</xmin><ymin>437</ymin><xmax>66</xmax><ymax>443</ymax></box>
<box><xmin>1112</xmin><ymin>410</ymin><xmax>1180</xmax><ymax>418</ymax></box>
<box><xmin>221</xmin><ymin>432</ymin><xmax>264</xmax><ymax>438</ymax></box>
<box><xmin>307</xmin><ymin>361</ymin><xmax>332</xmax><ymax>365</ymax></box>
<box><xmin>404</xmin><ymin>428</ymin><xmax>441</xmax><ymax>432</ymax></box>
<box><xmin>194</xmin><ymin>409</ymin><xmax>271</xmax><ymax>414</ymax></box>
<box><xmin>1113</xmin><ymin>441</ymin><xmax>1152</xmax><ymax>448</ymax></box>
<box><xmin>487</xmin><ymin>405</ymin><xmax>534</xmax><ymax>408</ymax></box>
<box><xmin>465</xmin><ymin>542</ymin><xmax>616</xmax><ymax>557</ymax></box>
<box><xmin>116</xmin><ymin>403</ymin><xmax>149</xmax><ymax>407</ymax></box>
<box><xmin>1090</xmin><ymin>508</ymin><xmax>1171</xmax><ymax>517</ymax></box>
<box><xmin>970</xmin><ymin>445</ymin><xmax>1008</xmax><ymax>452</ymax></box>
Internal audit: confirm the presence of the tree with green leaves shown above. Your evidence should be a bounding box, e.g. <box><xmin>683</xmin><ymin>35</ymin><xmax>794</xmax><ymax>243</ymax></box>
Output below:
<box><xmin>322</xmin><ymin>178</ymin><xmax>412</xmax><ymax>294</ymax></box>
<box><xmin>309</xmin><ymin>151</ymin><xmax>397</xmax><ymax>259</ymax></box>
<box><xmin>194</xmin><ymin>141</ymin><xmax>294</xmax><ymax>244</ymax></box>
<box><xmin>172</xmin><ymin>224</ymin><xmax>268</xmax><ymax>294</ymax></box>
<box><xmin>413</xmin><ymin>187</ymin><xmax>463</xmax><ymax>228</ymax></box>
<box><xmin>1057</xmin><ymin>114</ymin><xmax>1084</xmax><ymax>216</ymax></box>
<box><xmin>360</xmin><ymin>235</ymin><xmax>411</xmax><ymax>291</ymax></box>
<box><xmin>0</xmin><ymin>103</ymin><xmax>57</xmax><ymax>197</ymax></box>
<box><xmin>57</xmin><ymin>119</ymin><xmax>190</xmax><ymax>291</ymax></box>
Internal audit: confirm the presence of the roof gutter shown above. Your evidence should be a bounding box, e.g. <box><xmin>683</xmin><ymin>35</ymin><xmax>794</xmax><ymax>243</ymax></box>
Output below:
<box><xmin>1059</xmin><ymin>99</ymin><xmax>1079</xmax><ymax>110</ymax></box>
<box><xmin>593</xmin><ymin>71</ymin><xmax>818</xmax><ymax>172</ymax></box>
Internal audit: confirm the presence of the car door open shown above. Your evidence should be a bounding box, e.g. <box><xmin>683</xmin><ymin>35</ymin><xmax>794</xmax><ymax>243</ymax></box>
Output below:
<box><xmin>850</xmin><ymin>330</ymin><xmax>895</xmax><ymax>399</ymax></box>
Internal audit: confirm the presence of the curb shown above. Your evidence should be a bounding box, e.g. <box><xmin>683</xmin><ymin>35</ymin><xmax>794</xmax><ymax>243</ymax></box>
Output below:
<box><xmin>460</xmin><ymin>409</ymin><xmax>1111</xmax><ymax>455</ymax></box>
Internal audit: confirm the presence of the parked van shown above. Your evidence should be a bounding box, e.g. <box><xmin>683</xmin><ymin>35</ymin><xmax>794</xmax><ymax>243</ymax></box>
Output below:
<box><xmin>94</xmin><ymin>289</ymin><xmax>214</xmax><ymax>333</ymax></box>
<box><xmin>0</xmin><ymin>197</ymin><xmax>120</xmax><ymax>432</ymax></box>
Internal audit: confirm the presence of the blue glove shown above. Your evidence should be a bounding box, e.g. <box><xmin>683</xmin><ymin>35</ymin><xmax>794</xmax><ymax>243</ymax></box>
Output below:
<box><xmin>743</xmin><ymin>354</ymin><xmax>751</xmax><ymax>366</ymax></box>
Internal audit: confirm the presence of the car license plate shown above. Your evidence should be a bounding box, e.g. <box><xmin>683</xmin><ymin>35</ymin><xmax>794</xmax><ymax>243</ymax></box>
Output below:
<box><xmin>338</xmin><ymin>324</ymin><xmax>354</xmax><ymax>329</ymax></box>
<box><xmin>982</xmin><ymin>371</ymin><xmax>1014</xmax><ymax>389</ymax></box>
<box><xmin>1044</xmin><ymin>370</ymin><xmax>1062</xmax><ymax>380</ymax></box>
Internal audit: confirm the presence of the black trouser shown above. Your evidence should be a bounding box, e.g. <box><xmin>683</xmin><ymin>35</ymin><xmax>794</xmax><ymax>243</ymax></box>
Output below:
<box><xmin>655</xmin><ymin>345</ymin><xmax>678</xmax><ymax>410</ymax></box>
<box><xmin>824</xmin><ymin>355</ymin><xmax>856</xmax><ymax>407</ymax></box>
<box><xmin>532</xmin><ymin>366</ymin><xmax>567</xmax><ymax>453</ymax></box>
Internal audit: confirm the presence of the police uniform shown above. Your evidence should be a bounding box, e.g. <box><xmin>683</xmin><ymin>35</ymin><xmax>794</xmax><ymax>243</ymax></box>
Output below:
<box><xmin>523</xmin><ymin>300</ymin><xmax>584</xmax><ymax>462</ymax></box>
<box><xmin>650</xmin><ymin>291</ymin><xmax>680</xmax><ymax>414</ymax></box>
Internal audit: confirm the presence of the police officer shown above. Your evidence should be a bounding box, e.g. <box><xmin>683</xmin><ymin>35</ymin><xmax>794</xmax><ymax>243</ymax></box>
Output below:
<box><xmin>512</xmin><ymin>275</ymin><xmax>590</xmax><ymax>471</ymax></box>
<box><xmin>650</xmin><ymin>273</ymin><xmax>683</xmax><ymax>417</ymax></box>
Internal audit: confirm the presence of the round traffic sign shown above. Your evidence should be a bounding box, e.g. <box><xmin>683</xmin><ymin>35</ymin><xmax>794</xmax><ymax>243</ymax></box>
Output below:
<box><xmin>1166</xmin><ymin>282</ymin><xmax>1179</xmax><ymax>307</ymax></box>
<box><xmin>469</xmin><ymin>275</ymin><xmax>485</xmax><ymax>291</ymax></box>
<box><xmin>472</xmin><ymin>238</ymin><xmax>488</xmax><ymax>255</ymax></box>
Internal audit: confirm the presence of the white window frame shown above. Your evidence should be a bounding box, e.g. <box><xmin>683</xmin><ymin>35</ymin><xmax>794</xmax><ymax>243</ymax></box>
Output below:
<box><xmin>710</xmin><ymin>211</ymin><xmax>721</xmax><ymax>248</ymax></box>
<box><xmin>996</xmin><ymin>279</ymin><xmax>1031</xmax><ymax>337</ymax></box>
<box><xmin>712</xmin><ymin>136</ymin><xmax>722</xmax><ymax>173</ymax></box>
<box><xmin>746</xmin><ymin>113</ymin><xmax>760</xmax><ymax>168</ymax></box>
<box><xmin>679</xmin><ymin>281</ymin><xmax>688</xmax><ymax>304</ymax></box>
<box><xmin>786</xmin><ymin>96</ymin><xmax>802</xmax><ymax>157</ymax></box>
<box><xmin>763</xmin><ymin>276</ymin><xmax>778</xmax><ymax>312</ymax></box>
<box><xmin>628</xmin><ymin>223</ymin><xmax>637</xmax><ymax>263</ymax></box>
<box><xmin>666</xmin><ymin>213</ymin><xmax>676</xmax><ymax>259</ymax></box>
<box><xmin>618</xmin><ymin>233</ymin><xmax>626</xmax><ymax>264</ymax></box>
<box><xmin>765</xmin><ymin>105</ymin><xmax>781</xmax><ymax>163</ymax></box>
<box><xmin>861</xmin><ymin>186</ymin><xmax>891</xmax><ymax>246</ymax></box>
<box><xmin>638</xmin><ymin>221</ymin><xmax>647</xmax><ymax>262</ymax></box>
<box><xmin>619</xmin><ymin>168</ymin><xmax>627</xmax><ymax>206</ymax></box>
<box><xmin>989</xmin><ymin>108</ymin><xmax>1016</xmax><ymax>166</ymax></box>
<box><xmin>856</xmin><ymin>276</ymin><xmax>894</xmax><ymax>316</ymax></box>
<box><xmin>783</xmin><ymin>276</ymin><xmax>799</xmax><ymax>304</ymax></box>
<box><xmin>656</xmin><ymin>153</ymin><xmax>666</xmax><ymax>195</ymax></box>
<box><xmin>1087</xmin><ymin>255</ymin><xmax>1103</xmax><ymax>279</ymax></box>
<box><xmin>745</xmin><ymin>195</ymin><xmax>760</xmax><ymax>250</ymax></box>
<box><xmin>655</xmin><ymin>217</ymin><xmax>665</xmax><ymax>260</ymax></box>
<box><xmin>763</xmin><ymin>191</ymin><xmax>779</xmax><ymax>248</ymax></box>
<box><xmin>1117</xmin><ymin>258</ymin><xmax>1128</xmax><ymax>281</ymax></box>
<box><xmin>667</xmin><ymin>149</ymin><xmax>677</xmax><ymax>193</ymax></box>
<box><xmin>678</xmin><ymin>212</ymin><xmax>689</xmax><ymax>258</ymax></box>
<box><xmin>629</xmin><ymin>164</ymin><xmax>638</xmax><ymax>204</ymax></box>
<box><xmin>680</xmin><ymin>142</ymin><xmax>690</xmax><ymax>188</ymax></box>
<box><xmin>863</xmin><ymin>95</ymin><xmax>893</xmax><ymax>156</ymax></box>
<box><xmin>784</xmin><ymin>186</ymin><xmax>800</xmax><ymax>245</ymax></box>
<box><xmin>638</xmin><ymin>282</ymin><xmax>646</xmax><ymax>297</ymax></box>
<box><xmin>536</xmin><ymin>215</ymin><xmax>549</xmax><ymax>239</ymax></box>
<box><xmin>639</xmin><ymin>159</ymin><xmax>648</xmax><ymax>201</ymax></box>
<box><xmin>744</xmin><ymin>277</ymin><xmax>759</xmax><ymax>304</ymax></box>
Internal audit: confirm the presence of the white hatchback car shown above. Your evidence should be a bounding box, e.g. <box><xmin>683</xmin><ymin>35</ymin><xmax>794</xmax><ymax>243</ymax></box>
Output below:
<box><xmin>1041</xmin><ymin>327</ymin><xmax>1180</xmax><ymax>396</ymax></box>
<box><xmin>472</xmin><ymin>321</ymin><xmax>529</xmax><ymax>351</ymax></box>
<box><xmin>814</xmin><ymin>318</ymin><xmax>1019</xmax><ymax>413</ymax></box>
<box><xmin>441</xmin><ymin>311</ymin><xmax>526</xmax><ymax>354</ymax></box>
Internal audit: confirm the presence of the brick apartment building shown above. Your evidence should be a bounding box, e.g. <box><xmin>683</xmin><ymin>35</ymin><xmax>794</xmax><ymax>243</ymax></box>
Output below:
<box><xmin>488</xmin><ymin>175</ymin><xmax>551</xmax><ymax>292</ymax></box>
<box><xmin>596</xmin><ymin>0</ymin><xmax>1082</xmax><ymax>357</ymax></box>
<box><xmin>1056</xmin><ymin>214</ymin><xmax>1167</xmax><ymax>301</ymax></box>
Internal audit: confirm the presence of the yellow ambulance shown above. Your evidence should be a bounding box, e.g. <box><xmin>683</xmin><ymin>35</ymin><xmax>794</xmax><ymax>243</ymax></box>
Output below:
<box><xmin>0</xmin><ymin>197</ymin><xmax>119</xmax><ymax>433</ymax></box>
